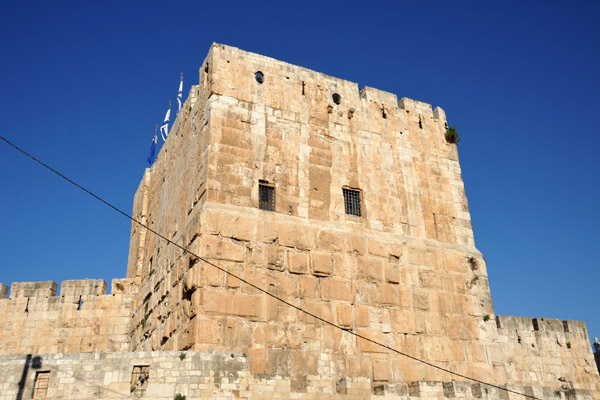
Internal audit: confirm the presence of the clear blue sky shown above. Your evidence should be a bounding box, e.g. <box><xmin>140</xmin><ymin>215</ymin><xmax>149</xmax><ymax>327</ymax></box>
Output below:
<box><xmin>1</xmin><ymin>1</ymin><xmax>598</xmax><ymax>347</ymax></box>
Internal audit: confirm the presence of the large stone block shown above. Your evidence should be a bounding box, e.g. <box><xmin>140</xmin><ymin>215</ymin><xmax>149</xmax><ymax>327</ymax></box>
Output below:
<box><xmin>288</xmin><ymin>250</ymin><xmax>309</xmax><ymax>274</ymax></box>
<box><xmin>346</xmin><ymin>234</ymin><xmax>366</xmax><ymax>255</ymax></box>
<box><xmin>61</xmin><ymin>279</ymin><xmax>107</xmax><ymax>296</ymax></box>
<box><xmin>198</xmin><ymin>235</ymin><xmax>246</xmax><ymax>262</ymax></box>
<box><xmin>372</xmin><ymin>358</ymin><xmax>391</xmax><ymax>382</ymax></box>
<box><xmin>317</xmin><ymin>230</ymin><xmax>345</xmax><ymax>252</ymax></box>
<box><xmin>357</xmin><ymin>257</ymin><xmax>383</xmax><ymax>282</ymax></box>
<box><xmin>278</xmin><ymin>224</ymin><xmax>316</xmax><ymax>250</ymax></box>
<box><xmin>336</xmin><ymin>303</ymin><xmax>352</xmax><ymax>328</ymax></box>
<box><xmin>311</xmin><ymin>252</ymin><xmax>333</xmax><ymax>276</ymax></box>
<box><xmin>356</xmin><ymin>330</ymin><xmax>390</xmax><ymax>353</ymax></box>
<box><xmin>10</xmin><ymin>281</ymin><xmax>57</xmax><ymax>298</ymax></box>
<box><xmin>321</xmin><ymin>277</ymin><xmax>353</xmax><ymax>302</ymax></box>
<box><xmin>367</xmin><ymin>238</ymin><xmax>402</xmax><ymax>259</ymax></box>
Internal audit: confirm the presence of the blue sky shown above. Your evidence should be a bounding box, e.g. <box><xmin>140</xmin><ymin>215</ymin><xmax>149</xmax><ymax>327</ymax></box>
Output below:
<box><xmin>1</xmin><ymin>1</ymin><xmax>598</xmax><ymax>347</ymax></box>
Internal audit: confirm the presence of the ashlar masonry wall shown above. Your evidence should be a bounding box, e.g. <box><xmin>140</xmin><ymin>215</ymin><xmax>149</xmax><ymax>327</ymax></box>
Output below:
<box><xmin>0</xmin><ymin>43</ymin><xmax>599</xmax><ymax>400</ymax></box>
<box><xmin>120</xmin><ymin>44</ymin><xmax>599</xmax><ymax>398</ymax></box>
<box><xmin>123</xmin><ymin>43</ymin><xmax>503</xmax><ymax>387</ymax></box>
<box><xmin>0</xmin><ymin>278</ymin><xmax>136</xmax><ymax>355</ymax></box>
<box><xmin>497</xmin><ymin>316</ymin><xmax>599</xmax><ymax>396</ymax></box>
<box><xmin>1</xmin><ymin>350</ymin><xmax>593</xmax><ymax>400</ymax></box>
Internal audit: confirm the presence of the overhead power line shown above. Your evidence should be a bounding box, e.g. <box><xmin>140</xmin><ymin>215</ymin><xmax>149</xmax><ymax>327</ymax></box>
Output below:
<box><xmin>0</xmin><ymin>135</ymin><xmax>539</xmax><ymax>400</ymax></box>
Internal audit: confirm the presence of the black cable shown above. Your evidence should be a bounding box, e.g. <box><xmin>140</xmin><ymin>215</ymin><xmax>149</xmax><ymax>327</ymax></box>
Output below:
<box><xmin>0</xmin><ymin>135</ymin><xmax>539</xmax><ymax>400</ymax></box>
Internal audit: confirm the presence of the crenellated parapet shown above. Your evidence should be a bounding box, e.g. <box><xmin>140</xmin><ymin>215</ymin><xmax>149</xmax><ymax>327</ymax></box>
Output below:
<box><xmin>2</xmin><ymin>44</ymin><xmax>597</xmax><ymax>399</ymax></box>
<box><xmin>496</xmin><ymin>315</ymin><xmax>599</xmax><ymax>393</ymax></box>
<box><xmin>0</xmin><ymin>278</ymin><xmax>136</xmax><ymax>355</ymax></box>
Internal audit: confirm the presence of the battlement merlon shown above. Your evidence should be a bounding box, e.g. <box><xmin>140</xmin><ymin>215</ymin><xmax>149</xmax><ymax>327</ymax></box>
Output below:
<box><xmin>10</xmin><ymin>280</ymin><xmax>57</xmax><ymax>298</ymax></box>
<box><xmin>204</xmin><ymin>43</ymin><xmax>447</xmax><ymax>122</ymax></box>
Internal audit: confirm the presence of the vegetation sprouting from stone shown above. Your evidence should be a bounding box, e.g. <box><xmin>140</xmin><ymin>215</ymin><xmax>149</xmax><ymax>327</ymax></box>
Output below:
<box><xmin>445</xmin><ymin>126</ymin><xmax>460</xmax><ymax>144</ymax></box>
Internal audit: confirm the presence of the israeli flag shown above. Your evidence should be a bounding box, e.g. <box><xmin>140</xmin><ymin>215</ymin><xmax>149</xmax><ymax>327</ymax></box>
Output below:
<box><xmin>147</xmin><ymin>127</ymin><xmax>158</xmax><ymax>166</ymax></box>
<box><xmin>177</xmin><ymin>74</ymin><xmax>183</xmax><ymax>115</ymax></box>
<box><xmin>160</xmin><ymin>104</ymin><xmax>171</xmax><ymax>141</ymax></box>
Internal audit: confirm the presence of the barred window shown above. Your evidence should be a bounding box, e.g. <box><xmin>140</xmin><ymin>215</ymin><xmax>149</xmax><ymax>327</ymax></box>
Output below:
<box><xmin>33</xmin><ymin>371</ymin><xmax>50</xmax><ymax>399</ymax></box>
<box><xmin>343</xmin><ymin>188</ymin><xmax>361</xmax><ymax>217</ymax></box>
<box><xmin>259</xmin><ymin>182</ymin><xmax>275</xmax><ymax>211</ymax></box>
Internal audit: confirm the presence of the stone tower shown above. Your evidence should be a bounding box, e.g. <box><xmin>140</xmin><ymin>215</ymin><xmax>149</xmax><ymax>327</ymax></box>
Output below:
<box><xmin>1</xmin><ymin>43</ymin><xmax>598</xmax><ymax>399</ymax></box>
<box><xmin>124</xmin><ymin>43</ymin><xmax>599</xmax><ymax>397</ymax></box>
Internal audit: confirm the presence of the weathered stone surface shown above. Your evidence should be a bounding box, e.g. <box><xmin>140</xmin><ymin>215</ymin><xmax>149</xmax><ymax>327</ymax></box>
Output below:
<box><xmin>311</xmin><ymin>252</ymin><xmax>333</xmax><ymax>276</ymax></box>
<box><xmin>0</xmin><ymin>283</ymin><xmax>8</xmax><ymax>299</ymax></box>
<box><xmin>61</xmin><ymin>279</ymin><xmax>106</xmax><ymax>296</ymax></box>
<box><xmin>288</xmin><ymin>250</ymin><xmax>309</xmax><ymax>274</ymax></box>
<box><xmin>10</xmin><ymin>281</ymin><xmax>57</xmax><ymax>298</ymax></box>
<box><xmin>0</xmin><ymin>43</ymin><xmax>597</xmax><ymax>400</ymax></box>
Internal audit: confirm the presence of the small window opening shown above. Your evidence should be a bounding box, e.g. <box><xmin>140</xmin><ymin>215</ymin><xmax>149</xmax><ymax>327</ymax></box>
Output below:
<box><xmin>444</xmin><ymin>121</ymin><xmax>448</xmax><ymax>129</ymax></box>
<box><xmin>131</xmin><ymin>366</ymin><xmax>150</xmax><ymax>398</ymax></box>
<box><xmin>382</xmin><ymin>107</ymin><xmax>387</xmax><ymax>119</ymax></box>
<box><xmin>562</xmin><ymin>320</ymin><xmax>570</xmax><ymax>333</ymax></box>
<box><xmin>302</xmin><ymin>81</ymin><xmax>306</xmax><ymax>96</ymax></box>
<box><xmin>255</xmin><ymin>71</ymin><xmax>264</xmax><ymax>84</ymax></box>
<box><xmin>532</xmin><ymin>318</ymin><xmax>539</xmax><ymax>331</ymax></box>
<box><xmin>204</xmin><ymin>63</ymin><xmax>209</xmax><ymax>73</ymax></box>
<box><xmin>33</xmin><ymin>371</ymin><xmax>50</xmax><ymax>399</ymax></box>
<box><xmin>77</xmin><ymin>296</ymin><xmax>83</xmax><ymax>311</ymax></box>
<box><xmin>332</xmin><ymin>93</ymin><xmax>341</xmax><ymax>105</ymax></box>
<box><xmin>418</xmin><ymin>115</ymin><xmax>423</xmax><ymax>129</ymax></box>
<box><xmin>343</xmin><ymin>188</ymin><xmax>361</xmax><ymax>217</ymax></box>
<box><xmin>259</xmin><ymin>182</ymin><xmax>275</xmax><ymax>211</ymax></box>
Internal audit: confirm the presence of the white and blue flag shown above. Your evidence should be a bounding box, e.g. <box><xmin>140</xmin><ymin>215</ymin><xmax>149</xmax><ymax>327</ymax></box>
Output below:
<box><xmin>147</xmin><ymin>125</ymin><xmax>158</xmax><ymax>166</ymax></box>
<box><xmin>177</xmin><ymin>73</ymin><xmax>183</xmax><ymax>115</ymax></box>
<box><xmin>160</xmin><ymin>101</ymin><xmax>171</xmax><ymax>141</ymax></box>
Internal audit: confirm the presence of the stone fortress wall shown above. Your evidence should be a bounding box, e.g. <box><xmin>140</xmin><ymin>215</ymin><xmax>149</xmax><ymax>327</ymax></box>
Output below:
<box><xmin>0</xmin><ymin>279</ymin><xmax>136</xmax><ymax>356</ymax></box>
<box><xmin>124</xmin><ymin>42</ymin><xmax>502</xmax><ymax>384</ymax></box>
<box><xmin>0</xmin><ymin>44</ymin><xmax>598</xmax><ymax>399</ymax></box>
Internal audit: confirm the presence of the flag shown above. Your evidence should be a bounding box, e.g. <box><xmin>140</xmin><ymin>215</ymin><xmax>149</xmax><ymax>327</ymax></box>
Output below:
<box><xmin>177</xmin><ymin>73</ymin><xmax>183</xmax><ymax>115</ymax></box>
<box><xmin>160</xmin><ymin>102</ymin><xmax>171</xmax><ymax>141</ymax></box>
<box><xmin>147</xmin><ymin>125</ymin><xmax>158</xmax><ymax>166</ymax></box>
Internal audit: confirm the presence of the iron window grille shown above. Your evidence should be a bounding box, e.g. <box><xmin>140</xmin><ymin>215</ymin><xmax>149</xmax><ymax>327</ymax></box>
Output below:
<box><xmin>343</xmin><ymin>188</ymin><xmax>361</xmax><ymax>217</ymax></box>
<box><xmin>259</xmin><ymin>183</ymin><xmax>275</xmax><ymax>211</ymax></box>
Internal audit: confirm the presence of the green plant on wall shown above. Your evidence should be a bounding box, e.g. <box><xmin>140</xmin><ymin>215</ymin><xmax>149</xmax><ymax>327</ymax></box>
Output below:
<box><xmin>174</xmin><ymin>394</ymin><xmax>186</xmax><ymax>400</ymax></box>
<box><xmin>445</xmin><ymin>126</ymin><xmax>460</xmax><ymax>144</ymax></box>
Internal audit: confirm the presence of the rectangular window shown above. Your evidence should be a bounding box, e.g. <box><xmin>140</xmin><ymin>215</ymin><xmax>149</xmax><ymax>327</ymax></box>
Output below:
<box><xmin>131</xmin><ymin>365</ymin><xmax>150</xmax><ymax>397</ymax></box>
<box><xmin>259</xmin><ymin>182</ymin><xmax>275</xmax><ymax>211</ymax></box>
<box><xmin>33</xmin><ymin>371</ymin><xmax>50</xmax><ymax>399</ymax></box>
<box><xmin>343</xmin><ymin>188</ymin><xmax>361</xmax><ymax>217</ymax></box>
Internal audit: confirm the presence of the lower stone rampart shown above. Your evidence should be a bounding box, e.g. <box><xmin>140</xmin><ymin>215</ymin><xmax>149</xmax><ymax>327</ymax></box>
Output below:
<box><xmin>0</xmin><ymin>278</ymin><xmax>136</xmax><ymax>355</ymax></box>
<box><xmin>1</xmin><ymin>350</ymin><xmax>596</xmax><ymax>400</ymax></box>
<box><xmin>497</xmin><ymin>316</ymin><xmax>600</xmax><ymax>394</ymax></box>
<box><xmin>1</xmin><ymin>278</ymin><xmax>599</xmax><ymax>398</ymax></box>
